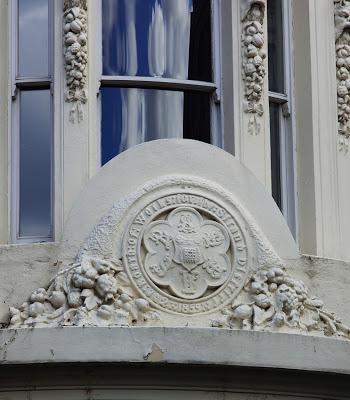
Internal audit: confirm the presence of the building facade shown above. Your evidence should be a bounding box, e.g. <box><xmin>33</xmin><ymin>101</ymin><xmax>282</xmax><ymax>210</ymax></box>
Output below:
<box><xmin>0</xmin><ymin>0</ymin><xmax>350</xmax><ymax>398</ymax></box>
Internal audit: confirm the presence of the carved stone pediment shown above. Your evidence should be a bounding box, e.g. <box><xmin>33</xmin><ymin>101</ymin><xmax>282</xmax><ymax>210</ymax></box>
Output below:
<box><xmin>5</xmin><ymin>140</ymin><xmax>350</xmax><ymax>340</ymax></box>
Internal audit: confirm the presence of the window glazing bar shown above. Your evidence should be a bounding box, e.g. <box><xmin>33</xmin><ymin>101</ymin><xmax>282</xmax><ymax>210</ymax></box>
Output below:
<box><xmin>15</xmin><ymin>79</ymin><xmax>51</xmax><ymax>88</ymax></box>
<box><xmin>12</xmin><ymin>80</ymin><xmax>51</xmax><ymax>99</ymax></box>
<box><xmin>268</xmin><ymin>91</ymin><xmax>288</xmax><ymax>103</ymax></box>
<box><xmin>100</xmin><ymin>76</ymin><xmax>217</xmax><ymax>93</ymax></box>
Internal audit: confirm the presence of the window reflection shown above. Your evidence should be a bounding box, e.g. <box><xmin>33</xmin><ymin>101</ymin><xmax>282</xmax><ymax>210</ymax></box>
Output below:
<box><xmin>101</xmin><ymin>87</ymin><xmax>210</xmax><ymax>164</ymax></box>
<box><xmin>267</xmin><ymin>0</ymin><xmax>284</xmax><ymax>93</ymax></box>
<box><xmin>102</xmin><ymin>0</ymin><xmax>212</xmax><ymax>81</ymax></box>
<box><xmin>269</xmin><ymin>102</ymin><xmax>282</xmax><ymax>209</ymax></box>
<box><xmin>18</xmin><ymin>0</ymin><xmax>49</xmax><ymax>78</ymax></box>
<box><xmin>19</xmin><ymin>90</ymin><xmax>52</xmax><ymax>237</ymax></box>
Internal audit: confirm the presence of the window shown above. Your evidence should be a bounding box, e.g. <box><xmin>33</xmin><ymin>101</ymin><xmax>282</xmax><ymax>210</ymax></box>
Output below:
<box><xmin>100</xmin><ymin>0</ymin><xmax>221</xmax><ymax>165</ymax></box>
<box><xmin>267</xmin><ymin>0</ymin><xmax>296</xmax><ymax>236</ymax></box>
<box><xmin>11</xmin><ymin>0</ymin><xmax>53</xmax><ymax>242</ymax></box>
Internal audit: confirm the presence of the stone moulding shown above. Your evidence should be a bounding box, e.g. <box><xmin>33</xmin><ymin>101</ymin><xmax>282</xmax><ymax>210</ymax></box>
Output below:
<box><xmin>241</xmin><ymin>0</ymin><xmax>267</xmax><ymax>135</ymax></box>
<box><xmin>63</xmin><ymin>0</ymin><xmax>88</xmax><ymax>123</ymax></box>
<box><xmin>6</xmin><ymin>175</ymin><xmax>350</xmax><ymax>341</ymax></box>
<box><xmin>335</xmin><ymin>0</ymin><xmax>350</xmax><ymax>152</ymax></box>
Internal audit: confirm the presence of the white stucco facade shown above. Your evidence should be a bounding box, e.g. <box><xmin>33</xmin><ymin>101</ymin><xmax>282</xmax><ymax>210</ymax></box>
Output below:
<box><xmin>1</xmin><ymin>0</ymin><xmax>350</xmax><ymax>398</ymax></box>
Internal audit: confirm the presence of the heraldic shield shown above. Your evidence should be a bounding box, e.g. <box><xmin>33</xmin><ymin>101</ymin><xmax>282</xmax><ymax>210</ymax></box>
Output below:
<box><xmin>143</xmin><ymin>207</ymin><xmax>231</xmax><ymax>300</ymax></box>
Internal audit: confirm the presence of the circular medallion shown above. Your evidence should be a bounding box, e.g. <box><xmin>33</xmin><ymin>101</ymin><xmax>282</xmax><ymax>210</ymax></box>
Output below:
<box><xmin>123</xmin><ymin>193</ymin><xmax>251</xmax><ymax>315</ymax></box>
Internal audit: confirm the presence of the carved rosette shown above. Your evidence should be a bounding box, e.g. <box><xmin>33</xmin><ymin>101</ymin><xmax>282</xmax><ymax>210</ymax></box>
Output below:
<box><xmin>63</xmin><ymin>0</ymin><xmax>88</xmax><ymax>123</ymax></box>
<box><xmin>241</xmin><ymin>0</ymin><xmax>267</xmax><ymax>135</ymax></box>
<box><xmin>334</xmin><ymin>0</ymin><xmax>350</xmax><ymax>151</ymax></box>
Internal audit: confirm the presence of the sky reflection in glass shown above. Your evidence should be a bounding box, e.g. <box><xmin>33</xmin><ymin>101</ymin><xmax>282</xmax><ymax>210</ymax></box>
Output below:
<box><xmin>19</xmin><ymin>90</ymin><xmax>52</xmax><ymax>238</ymax></box>
<box><xmin>102</xmin><ymin>0</ymin><xmax>212</xmax><ymax>81</ymax></box>
<box><xmin>18</xmin><ymin>0</ymin><xmax>49</xmax><ymax>78</ymax></box>
<box><xmin>101</xmin><ymin>87</ymin><xmax>210</xmax><ymax>165</ymax></box>
<box><xmin>267</xmin><ymin>0</ymin><xmax>284</xmax><ymax>93</ymax></box>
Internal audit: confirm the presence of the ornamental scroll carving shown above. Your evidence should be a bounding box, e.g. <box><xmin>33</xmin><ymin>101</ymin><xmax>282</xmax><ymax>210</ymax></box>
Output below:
<box><xmin>335</xmin><ymin>0</ymin><xmax>350</xmax><ymax>151</ymax></box>
<box><xmin>6</xmin><ymin>176</ymin><xmax>350</xmax><ymax>341</ymax></box>
<box><xmin>241</xmin><ymin>0</ymin><xmax>267</xmax><ymax>135</ymax></box>
<box><xmin>63</xmin><ymin>0</ymin><xmax>88</xmax><ymax>123</ymax></box>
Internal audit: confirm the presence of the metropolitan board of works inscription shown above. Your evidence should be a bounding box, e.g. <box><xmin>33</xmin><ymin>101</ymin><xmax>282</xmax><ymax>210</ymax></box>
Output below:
<box><xmin>123</xmin><ymin>193</ymin><xmax>250</xmax><ymax>315</ymax></box>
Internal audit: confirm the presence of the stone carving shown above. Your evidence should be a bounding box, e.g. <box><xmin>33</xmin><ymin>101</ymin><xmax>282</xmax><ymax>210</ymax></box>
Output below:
<box><xmin>8</xmin><ymin>256</ymin><xmax>158</xmax><ymax>328</ymax></box>
<box><xmin>124</xmin><ymin>194</ymin><xmax>250</xmax><ymax>315</ymax></box>
<box><xmin>5</xmin><ymin>175</ymin><xmax>350</xmax><ymax>340</ymax></box>
<box><xmin>63</xmin><ymin>0</ymin><xmax>88</xmax><ymax>123</ymax></box>
<box><xmin>335</xmin><ymin>0</ymin><xmax>350</xmax><ymax>151</ymax></box>
<box><xmin>144</xmin><ymin>207</ymin><xmax>230</xmax><ymax>299</ymax></box>
<box><xmin>213</xmin><ymin>265</ymin><xmax>350</xmax><ymax>339</ymax></box>
<box><xmin>241</xmin><ymin>0</ymin><xmax>266</xmax><ymax>135</ymax></box>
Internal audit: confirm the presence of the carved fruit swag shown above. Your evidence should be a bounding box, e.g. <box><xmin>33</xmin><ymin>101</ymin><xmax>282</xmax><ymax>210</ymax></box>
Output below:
<box><xmin>9</xmin><ymin>256</ymin><xmax>158</xmax><ymax>328</ymax></box>
<box><xmin>63</xmin><ymin>0</ymin><xmax>88</xmax><ymax>123</ymax></box>
<box><xmin>242</xmin><ymin>0</ymin><xmax>266</xmax><ymax>135</ymax></box>
<box><xmin>212</xmin><ymin>265</ymin><xmax>350</xmax><ymax>339</ymax></box>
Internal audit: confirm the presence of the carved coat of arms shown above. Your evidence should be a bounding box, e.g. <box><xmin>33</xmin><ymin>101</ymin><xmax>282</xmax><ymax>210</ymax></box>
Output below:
<box><xmin>143</xmin><ymin>207</ymin><xmax>231</xmax><ymax>299</ymax></box>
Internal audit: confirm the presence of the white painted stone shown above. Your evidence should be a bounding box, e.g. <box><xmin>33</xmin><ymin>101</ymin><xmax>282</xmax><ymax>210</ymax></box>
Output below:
<box><xmin>4</xmin><ymin>140</ymin><xmax>350</xmax><ymax>341</ymax></box>
<box><xmin>0</xmin><ymin>327</ymin><xmax>350</xmax><ymax>375</ymax></box>
<box><xmin>0</xmin><ymin>243</ymin><xmax>59</xmax><ymax>324</ymax></box>
<box><xmin>58</xmin><ymin>139</ymin><xmax>298</xmax><ymax>263</ymax></box>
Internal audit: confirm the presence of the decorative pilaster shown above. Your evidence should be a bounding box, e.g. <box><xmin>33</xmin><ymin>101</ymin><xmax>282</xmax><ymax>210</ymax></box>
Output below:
<box><xmin>334</xmin><ymin>0</ymin><xmax>350</xmax><ymax>152</ymax></box>
<box><xmin>63</xmin><ymin>0</ymin><xmax>88</xmax><ymax>123</ymax></box>
<box><xmin>241</xmin><ymin>0</ymin><xmax>267</xmax><ymax>135</ymax></box>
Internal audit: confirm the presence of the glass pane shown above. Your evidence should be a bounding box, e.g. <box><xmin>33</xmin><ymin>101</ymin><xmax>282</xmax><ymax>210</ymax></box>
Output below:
<box><xmin>19</xmin><ymin>90</ymin><xmax>52</xmax><ymax>237</ymax></box>
<box><xmin>102</xmin><ymin>0</ymin><xmax>212</xmax><ymax>81</ymax></box>
<box><xmin>269</xmin><ymin>102</ymin><xmax>282</xmax><ymax>210</ymax></box>
<box><xmin>18</xmin><ymin>0</ymin><xmax>49</xmax><ymax>77</ymax></box>
<box><xmin>267</xmin><ymin>0</ymin><xmax>284</xmax><ymax>93</ymax></box>
<box><xmin>101</xmin><ymin>87</ymin><xmax>211</xmax><ymax>164</ymax></box>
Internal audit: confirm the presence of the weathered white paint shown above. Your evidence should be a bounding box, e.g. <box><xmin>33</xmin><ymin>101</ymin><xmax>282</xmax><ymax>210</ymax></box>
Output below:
<box><xmin>0</xmin><ymin>243</ymin><xmax>58</xmax><ymax>324</ymax></box>
<box><xmin>1</xmin><ymin>327</ymin><xmax>350</xmax><ymax>375</ymax></box>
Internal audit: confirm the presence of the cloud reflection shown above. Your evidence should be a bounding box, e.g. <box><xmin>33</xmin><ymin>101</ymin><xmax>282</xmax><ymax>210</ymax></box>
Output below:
<box><xmin>18</xmin><ymin>0</ymin><xmax>49</xmax><ymax>77</ymax></box>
